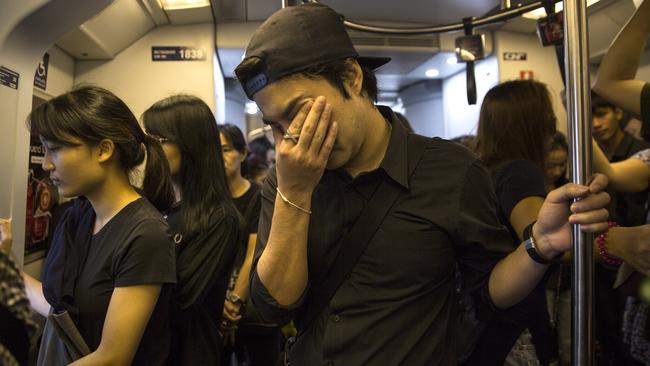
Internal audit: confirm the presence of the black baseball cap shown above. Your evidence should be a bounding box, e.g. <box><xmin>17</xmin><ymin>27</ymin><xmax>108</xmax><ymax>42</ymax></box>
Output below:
<box><xmin>235</xmin><ymin>3</ymin><xmax>390</xmax><ymax>99</ymax></box>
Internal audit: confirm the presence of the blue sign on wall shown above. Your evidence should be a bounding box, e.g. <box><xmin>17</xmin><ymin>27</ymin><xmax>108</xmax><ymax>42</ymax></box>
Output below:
<box><xmin>152</xmin><ymin>46</ymin><xmax>206</xmax><ymax>61</ymax></box>
<box><xmin>34</xmin><ymin>53</ymin><xmax>50</xmax><ymax>90</ymax></box>
<box><xmin>0</xmin><ymin>66</ymin><xmax>19</xmax><ymax>90</ymax></box>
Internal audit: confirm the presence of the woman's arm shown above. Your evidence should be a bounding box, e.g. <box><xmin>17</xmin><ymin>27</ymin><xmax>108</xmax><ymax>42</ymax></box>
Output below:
<box><xmin>0</xmin><ymin>218</ymin><xmax>11</xmax><ymax>256</ymax></box>
<box><xmin>22</xmin><ymin>273</ymin><xmax>50</xmax><ymax>317</ymax></box>
<box><xmin>69</xmin><ymin>284</ymin><xmax>162</xmax><ymax>366</ymax></box>
<box><xmin>605</xmin><ymin>225</ymin><xmax>650</xmax><ymax>276</ymax></box>
<box><xmin>592</xmin><ymin>140</ymin><xmax>650</xmax><ymax>192</ymax></box>
<box><xmin>489</xmin><ymin>175</ymin><xmax>610</xmax><ymax>308</ymax></box>
<box><xmin>509</xmin><ymin>196</ymin><xmax>545</xmax><ymax>241</ymax></box>
<box><xmin>593</xmin><ymin>0</ymin><xmax>650</xmax><ymax>116</ymax></box>
<box><xmin>1</xmin><ymin>218</ymin><xmax>51</xmax><ymax>316</ymax></box>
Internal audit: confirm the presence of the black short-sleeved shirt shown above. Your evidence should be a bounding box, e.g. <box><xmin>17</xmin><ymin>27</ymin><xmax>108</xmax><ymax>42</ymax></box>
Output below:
<box><xmin>38</xmin><ymin>198</ymin><xmax>176</xmax><ymax>365</ymax></box>
<box><xmin>234</xmin><ymin>181</ymin><xmax>262</xmax><ymax>235</ymax></box>
<box><xmin>608</xmin><ymin>133</ymin><xmax>650</xmax><ymax>226</ymax></box>
<box><xmin>490</xmin><ymin>160</ymin><xmax>547</xmax><ymax>242</ymax></box>
<box><xmin>250</xmin><ymin>106</ymin><xmax>513</xmax><ymax>365</ymax></box>
<box><xmin>164</xmin><ymin>204</ymin><xmax>240</xmax><ymax>366</ymax></box>
<box><xmin>468</xmin><ymin>160</ymin><xmax>553</xmax><ymax>365</ymax></box>
<box><xmin>233</xmin><ymin>182</ymin><xmax>261</xmax><ymax>268</ymax></box>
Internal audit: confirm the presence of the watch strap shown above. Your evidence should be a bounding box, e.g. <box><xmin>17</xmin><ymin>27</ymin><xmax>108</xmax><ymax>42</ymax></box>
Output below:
<box><xmin>523</xmin><ymin>221</ymin><xmax>561</xmax><ymax>264</ymax></box>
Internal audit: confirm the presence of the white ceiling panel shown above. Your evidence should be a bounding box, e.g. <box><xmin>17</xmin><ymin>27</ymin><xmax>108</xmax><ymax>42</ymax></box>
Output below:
<box><xmin>56</xmin><ymin>0</ymin><xmax>155</xmax><ymax>59</ymax></box>
<box><xmin>165</xmin><ymin>5</ymin><xmax>214</xmax><ymax>24</ymax></box>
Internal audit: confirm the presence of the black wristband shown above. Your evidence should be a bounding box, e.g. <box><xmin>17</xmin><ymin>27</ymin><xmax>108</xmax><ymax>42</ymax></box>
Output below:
<box><xmin>523</xmin><ymin>221</ymin><xmax>562</xmax><ymax>264</ymax></box>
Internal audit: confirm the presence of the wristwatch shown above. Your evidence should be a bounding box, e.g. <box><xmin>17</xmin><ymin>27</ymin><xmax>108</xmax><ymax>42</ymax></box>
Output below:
<box><xmin>523</xmin><ymin>222</ymin><xmax>562</xmax><ymax>265</ymax></box>
<box><xmin>226</xmin><ymin>293</ymin><xmax>245</xmax><ymax>306</ymax></box>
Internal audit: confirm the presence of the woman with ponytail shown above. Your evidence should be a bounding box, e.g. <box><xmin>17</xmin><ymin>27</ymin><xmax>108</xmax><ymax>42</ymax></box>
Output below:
<box><xmin>143</xmin><ymin>95</ymin><xmax>242</xmax><ymax>365</ymax></box>
<box><xmin>1</xmin><ymin>86</ymin><xmax>178</xmax><ymax>365</ymax></box>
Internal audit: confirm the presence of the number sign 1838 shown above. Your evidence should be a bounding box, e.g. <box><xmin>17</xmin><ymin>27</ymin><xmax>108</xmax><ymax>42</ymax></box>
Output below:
<box><xmin>152</xmin><ymin>46</ymin><xmax>206</xmax><ymax>61</ymax></box>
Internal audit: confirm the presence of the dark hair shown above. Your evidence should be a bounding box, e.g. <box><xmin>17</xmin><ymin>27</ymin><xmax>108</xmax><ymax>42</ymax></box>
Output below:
<box><xmin>248</xmin><ymin>136</ymin><xmax>274</xmax><ymax>159</ymax></box>
<box><xmin>591</xmin><ymin>92</ymin><xmax>617</xmax><ymax>114</ymax></box>
<box><xmin>142</xmin><ymin>95</ymin><xmax>238</xmax><ymax>238</ymax></box>
<box><xmin>591</xmin><ymin>93</ymin><xmax>629</xmax><ymax>129</ymax></box>
<box><xmin>28</xmin><ymin>86</ymin><xmax>174</xmax><ymax>211</ymax></box>
<box><xmin>218</xmin><ymin>123</ymin><xmax>249</xmax><ymax>177</ymax></box>
<box><xmin>236</xmin><ymin>57</ymin><xmax>378</xmax><ymax>102</ymax></box>
<box><xmin>550</xmin><ymin>131</ymin><xmax>568</xmax><ymax>152</ymax></box>
<box><xmin>477</xmin><ymin>80</ymin><xmax>557</xmax><ymax>169</ymax></box>
<box><xmin>248</xmin><ymin>136</ymin><xmax>275</xmax><ymax>157</ymax></box>
<box><xmin>247</xmin><ymin>154</ymin><xmax>270</xmax><ymax>182</ymax></box>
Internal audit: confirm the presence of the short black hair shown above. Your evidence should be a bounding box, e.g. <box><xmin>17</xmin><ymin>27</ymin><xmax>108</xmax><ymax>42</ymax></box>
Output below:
<box><xmin>248</xmin><ymin>136</ymin><xmax>273</xmax><ymax>158</ymax></box>
<box><xmin>591</xmin><ymin>93</ymin><xmax>618</xmax><ymax>114</ymax></box>
<box><xmin>218</xmin><ymin>123</ymin><xmax>249</xmax><ymax>177</ymax></box>
<box><xmin>236</xmin><ymin>57</ymin><xmax>378</xmax><ymax>102</ymax></box>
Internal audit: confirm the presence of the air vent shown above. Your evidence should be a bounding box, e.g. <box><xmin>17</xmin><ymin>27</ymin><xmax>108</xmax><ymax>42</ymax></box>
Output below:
<box><xmin>350</xmin><ymin>34</ymin><xmax>440</xmax><ymax>49</ymax></box>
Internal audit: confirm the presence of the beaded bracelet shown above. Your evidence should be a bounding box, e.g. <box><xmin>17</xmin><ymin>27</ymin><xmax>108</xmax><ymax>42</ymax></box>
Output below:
<box><xmin>596</xmin><ymin>221</ymin><xmax>622</xmax><ymax>266</ymax></box>
<box><xmin>276</xmin><ymin>187</ymin><xmax>312</xmax><ymax>215</ymax></box>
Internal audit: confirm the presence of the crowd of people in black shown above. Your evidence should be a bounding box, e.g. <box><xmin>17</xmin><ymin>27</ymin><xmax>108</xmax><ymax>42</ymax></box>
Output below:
<box><xmin>1</xmin><ymin>1</ymin><xmax>650</xmax><ymax>365</ymax></box>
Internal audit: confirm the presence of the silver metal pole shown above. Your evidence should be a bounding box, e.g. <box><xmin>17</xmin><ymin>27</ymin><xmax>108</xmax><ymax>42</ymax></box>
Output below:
<box><xmin>282</xmin><ymin>0</ymin><xmax>301</xmax><ymax>8</ymax></box>
<box><xmin>564</xmin><ymin>0</ymin><xmax>594</xmax><ymax>365</ymax></box>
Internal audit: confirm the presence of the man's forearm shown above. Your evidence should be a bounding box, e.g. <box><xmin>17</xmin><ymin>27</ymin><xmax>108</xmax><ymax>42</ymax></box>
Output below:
<box><xmin>256</xmin><ymin>191</ymin><xmax>311</xmax><ymax>306</ymax></box>
<box><xmin>488</xmin><ymin>244</ymin><xmax>550</xmax><ymax>309</ymax></box>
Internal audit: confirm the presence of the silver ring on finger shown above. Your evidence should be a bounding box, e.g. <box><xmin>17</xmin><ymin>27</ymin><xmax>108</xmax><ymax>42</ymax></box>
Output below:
<box><xmin>283</xmin><ymin>132</ymin><xmax>300</xmax><ymax>144</ymax></box>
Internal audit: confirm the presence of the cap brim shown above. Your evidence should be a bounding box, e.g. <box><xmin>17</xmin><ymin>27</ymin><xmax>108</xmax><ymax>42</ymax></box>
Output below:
<box><xmin>357</xmin><ymin>56</ymin><xmax>391</xmax><ymax>70</ymax></box>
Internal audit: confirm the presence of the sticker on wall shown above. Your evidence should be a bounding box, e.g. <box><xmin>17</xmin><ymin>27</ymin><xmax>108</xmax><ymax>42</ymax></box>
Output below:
<box><xmin>0</xmin><ymin>66</ymin><xmax>19</xmax><ymax>89</ymax></box>
<box><xmin>152</xmin><ymin>46</ymin><xmax>206</xmax><ymax>61</ymax></box>
<box><xmin>34</xmin><ymin>53</ymin><xmax>50</xmax><ymax>90</ymax></box>
<box><xmin>520</xmin><ymin>70</ymin><xmax>534</xmax><ymax>80</ymax></box>
<box><xmin>503</xmin><ymin>52</ymin><xmax>527</xmax><ymax>61</ymax></box>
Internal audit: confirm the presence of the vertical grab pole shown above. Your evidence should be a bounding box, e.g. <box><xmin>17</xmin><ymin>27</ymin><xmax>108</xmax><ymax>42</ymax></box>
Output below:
<box><xmin>282</xmin><ymin>0</ymin><xmax>301</xmax><ymax>8</ymax></box>
<box><xmin>564</xmin><ymin>0</ymin><xmax>594</xmax><ymax>365</ymax></box>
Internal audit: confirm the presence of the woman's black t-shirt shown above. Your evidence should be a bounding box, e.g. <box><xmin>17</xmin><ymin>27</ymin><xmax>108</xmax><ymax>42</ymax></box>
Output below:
<box><xmin>233</xmin><ymin>181</ymin><xmax>261</xmax><ymax>235</ymax></box>
<box><xmin>164</xmin><ymin>203</ymin><xmax>240</xmax><ymax>365</ymax></box>
<box><xmin>38</xmin><ymin>198</ymin><xmax>176</xmax><ymax>365</ymax></box>
<box><xmin>490</xmin><ymin>159</ymin><xmax>547</xmax><ymax>243</ymax></box>
<box><xmin>468</xmin><ymin>159</ymin><xmax>553</xmax><ymax>365</ymax></box>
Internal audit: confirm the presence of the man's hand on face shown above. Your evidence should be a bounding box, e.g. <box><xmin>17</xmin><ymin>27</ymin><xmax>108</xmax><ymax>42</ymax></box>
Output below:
<box><xmin>273</xmin><ymin>96</ymin><xmax>338</xmax><ymax>197</ymax></box>
<box><xmin>533</xmin><ymin>173</ymin><xmax>610</xmax><ymax>259</ymax></box>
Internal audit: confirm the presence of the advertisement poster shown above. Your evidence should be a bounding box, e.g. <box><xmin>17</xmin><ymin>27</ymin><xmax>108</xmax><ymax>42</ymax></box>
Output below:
<box><xmin>24</xmin><ymin>133</ymin><xmax>58</xmax><ymax>255</ymax></box>
<box><xmin>24</xmin><ymin>95</ymin><xmax>58</xmax><ymax>257</ymax></box>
